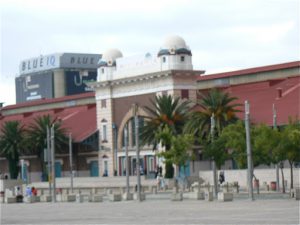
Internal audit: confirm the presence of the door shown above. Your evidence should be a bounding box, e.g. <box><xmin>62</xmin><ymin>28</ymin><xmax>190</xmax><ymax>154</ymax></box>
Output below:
<box><xmin>179</xmin><ymin>161</ymin><xmax>190</xmax><ymax>177</ymax></box>
<box><xmin>90</xmin><ymin>161</ymin><xmax>99</xmax><ymax>177</ymax></box>
<box><xmin>55</xmin><ymin>162</ymin><xmax>62</xmax><ymax>178</ymax></box>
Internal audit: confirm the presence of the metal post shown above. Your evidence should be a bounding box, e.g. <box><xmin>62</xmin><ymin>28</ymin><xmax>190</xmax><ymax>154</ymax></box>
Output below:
<box><xmin>51</xmin><ymin>125</ymin><xmax>56</xmax><ymax>202</ymax></box>
<box><xmin>113</xmin><ymin>124</ymin><xmax>118</xmax><ymax>176</ymax></box>
<box><xmin>69</xmin><ymin>133</ymin><xmax>74</xmax><ymax>193</ymax></box>
<box><xmin>210</xmin><ymin>114</ymin><xmax>218</xmax><ymax>197</ymax></box>
<box><xmin>245</xmin><ymin>100</ymin><xmax>254</xmax><ymax>201</ymax></box>
<box><xmin>125</xmin><ymin>124</ymin><xmax>130</xmax><ymax>194</ymax></box>
<box><xmin>47</xmin><ymin>126</ymin><xmax>51</xmax><ymax>196</ymax></box>
<box><xmin>273</xmin><ymin>104</ymin><xmax>280</xmax><ymax>192</ymax></box>
<box><xmin>134</xmin><ymin>104</ymin><xmax>141</xmax><ymax>201</ymax></box>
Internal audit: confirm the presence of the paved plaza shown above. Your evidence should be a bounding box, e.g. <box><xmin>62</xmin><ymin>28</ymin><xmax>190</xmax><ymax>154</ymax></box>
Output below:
<box><xmin>0</xmin><ymin>194</ymin><xmax>299</xmax><ymax>225</ymax></box>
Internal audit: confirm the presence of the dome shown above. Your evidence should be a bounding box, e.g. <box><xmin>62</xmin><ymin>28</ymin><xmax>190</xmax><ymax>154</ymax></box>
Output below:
<box><xmin>163</xmin><ymin>35</ymin><xmax>187</xmax><ymax>50</ymax></box>
<box><xmin>100</xmin><ymin>48</ymin><xmax>123</xmax><ymax>66</ymax></box>
<box><xmin>158</xmin><ymin>35</ymin><xmax>191</xmax><ymax>57</ymax></box>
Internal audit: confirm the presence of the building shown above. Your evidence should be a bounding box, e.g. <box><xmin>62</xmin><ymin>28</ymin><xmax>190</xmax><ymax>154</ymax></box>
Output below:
<box><xmin>90</xmin><ymin>35</ymin><xmax>204</xmax><ymax>177</ymax></box>
<box><xmin>0</xmin><ymin>35</ymin><xmax>299</xmax><ymax>181</ymax></box>
<box><xmin>16</xmin><ymin>53</ymin><xmax>101</xmax><ymax>103</ymax></box>
<box><xmin>90</xmin><ymin>35</ymin><xmax>300</xmax><ymax>177</ymax></box>
<box><xmin>0</xmin><ymin>92</ymin><xmax>98</xmax><ymax>182</ymax></box>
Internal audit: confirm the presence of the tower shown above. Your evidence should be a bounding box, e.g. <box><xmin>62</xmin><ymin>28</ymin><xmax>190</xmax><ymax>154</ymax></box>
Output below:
<box><xmin>158</xmin><ymin>35</ymin><xmax>193</xmax><ymax>71</ymax></box>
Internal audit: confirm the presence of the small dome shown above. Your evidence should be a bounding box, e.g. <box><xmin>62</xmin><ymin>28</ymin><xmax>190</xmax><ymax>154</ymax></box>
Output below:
<box><xmin>158</xmin><ymin>35</ymin><xmax>191</xmax><ymax>57</ymax></box>
<box><xmin>163</xmin><ymin>35</ymin><xmax>187</xmax><ymax>50</ymax></box>
<box><xmin>102</xmin><ymin>48</ymin><xmax>123</xmax><ymax>62</ymax></box>
<box><xmin>99</xmin><ymin>48</ymin><xmax>123</xmax><ymax>66</ymax></box>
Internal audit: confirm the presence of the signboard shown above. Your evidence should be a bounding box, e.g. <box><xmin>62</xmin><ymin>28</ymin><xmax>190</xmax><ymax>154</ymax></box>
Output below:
<box><xmin>19</xmin><ymin>53</ymin><xmax>101</xmax><ymax>75</ymax></box>
<box><xmin>60</xmin><ymin>53</ymin><xmax>101</xmax><ymax>69</ymax></box>
<box><xmin>19</xmin><ymin>54</ymin><xmax>61</xmax><ymax>75</ymax></box>
<box><xmin>65</xmin><ymin>71</ymin><xmax>97</xmax><ymax>95</ymax></box>
<box><xmin>15</xmin><ymin>71</ymin><xmax>54</xmax><ymax>103</ymax></box>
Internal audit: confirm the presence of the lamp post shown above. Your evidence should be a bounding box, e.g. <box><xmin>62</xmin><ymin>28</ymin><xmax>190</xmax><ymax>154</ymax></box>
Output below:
<box><xmin>47</xmin><ymin>126</ymin><xmax>52</xmax><ymax>196</ymax></box>
<box><xmin>124</xmin><ymin>124</ymin><xmax>130</xmax><ymax>195</ymax></box>
<box><xmin>69</xmin><ymin>133</ymin><xmax>74</xmax><ymax>193</ymax></box>
<box><xmin>112</xmin><ymin>123</ymin><xmax>118</xmax><ymax>176</ymax></box>
<box><xmin>50</xmin><ymin>124</ymin><xmax>56</xmax><ymax>202</ymax></box>
<box><xmin>245</xmin><ymin>100</ymin><xmax>254</xmax><ymax>201</ymax></box>
<box><xmin>210</xmin><ymin>113</ymin><xmax>218</xmax><ymax>197</ymax></box>
<box><xmin>273</xmin><ymin>104</ymin><xmax>280</xmax><ymax>192</ymax></box>
<box><xmin>133</xmin><ymin>103</ymin><xmax>141</xmax><ymax>202</ymax></box>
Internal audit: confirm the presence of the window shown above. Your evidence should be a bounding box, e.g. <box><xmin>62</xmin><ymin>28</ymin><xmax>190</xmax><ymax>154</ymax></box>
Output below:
<box><xmin>162</xmin><ymin>57</ymin><xmax>166</xmax><ymax>63</ymax></box>
<box><xmin>101</xmin><ymin>68</ymin><xmax>104</xmax><ymax>74</ymax></box>
<box><xmin>101</xmin><ymin>99</ymin><xmax>106</xmax><ymax>108</ymax></box>
<box><xmin>180</xmin><ymin>56</ymin><xmax>185</xmax><ymax>62</ymax></box>
<box><xmin>102</xmin><ymin>124</ymin><xmax>107</xmax><ymax>142</ymax></box>
<box><xmin>181</xmin><ymin>89</ymin><xmax>189</xmax><ymax>99</ymax></box>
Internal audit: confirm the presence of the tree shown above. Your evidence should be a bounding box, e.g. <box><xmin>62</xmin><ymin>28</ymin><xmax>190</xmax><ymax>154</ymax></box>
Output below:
<box><xmin>220</xmin><ymin>121</ymin><xmax>271</xmax><ymax>169</ymax></box>
<box><xmin>27</xmin><ymin>115</ymin><xmax>68</xmax><ymax>180</ymax></box>
<box><xmin>140</xmin><ymin>94</ymin><xmax>190</xmax><ymax>178</ymax></box>
<box><xmin>277</xmin><ymin>118</ymin><xmax>300</xmax><ymax>190</ymax></box>
<box><xmin>0</xmin><ymin>121</ymin><xmax>26</xmax><ymax>179</ymax></box>
<box><xmin>185</xmin><ymin>88</ymin><xmax>241</xmax><ymax>139</ymax></box>
<box><xmin>157</xmin><ymin>126</ymin><xmax>194</xmax><ymax>191</ymax></box>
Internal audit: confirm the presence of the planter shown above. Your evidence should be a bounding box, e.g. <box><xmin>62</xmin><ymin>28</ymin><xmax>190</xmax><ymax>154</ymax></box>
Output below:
<box><xmin>270</xmin><ymin>181</ymin><xmax>276</xmax><ymax>191</ymax></box>
<box><xmin>253</xmin><ymin>179</ymin><xmax>260</xmax><ymax>188</ymax></box>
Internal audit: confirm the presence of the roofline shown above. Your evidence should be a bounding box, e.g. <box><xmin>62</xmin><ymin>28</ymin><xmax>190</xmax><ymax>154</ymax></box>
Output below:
<box><xmin>2</xmin><ymin>92</ymin><xmax>95</xmax><ymax>111</ymax></box>
<box><xmin>197</xmin><ymin>61</ymin><xmax>300</xmax><ymax>81</ymax></box>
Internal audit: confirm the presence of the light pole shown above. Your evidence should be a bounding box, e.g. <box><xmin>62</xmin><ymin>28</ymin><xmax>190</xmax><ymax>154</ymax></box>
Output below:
<box><xmin>273</xmin><ymin>104</ymin><xmax>280</xmax><ymax>192</ymax></box>
<box><xmin>112</xmin><ymin>123</ymin><xmax>118</xmax><ymax>176</ymax></box>
<box><xmin>69</xmin><ymin>133</ymin><xmax>74</xmax><ymax>193</ymax></box>
<box><xmin>210</xmin><ymin>113</ymin><xmax>218</xmax><ymax>197</ymax></box>
<box><xmin>133</xmin><ymin>103</ymin><xmax>141</xmax><ymax>202</ymax></box>
<box><xmin>125</xmin><ymin>124</ymin><xmax>130</xmax><ymax>195</ymax></box>
<box><xmin>245</xmin><ymin>100</ymin><xmax>254</xmax><ymax>201</ymax></box>
<box><xmin>47</xmin><ymin>126</ymin><xmax>52</xmax><ymax>196</ymax></box>
<box><xmin>50</xmin><ymin>124</ymin><xmax>56</xmax><ymax>202</ymax></box>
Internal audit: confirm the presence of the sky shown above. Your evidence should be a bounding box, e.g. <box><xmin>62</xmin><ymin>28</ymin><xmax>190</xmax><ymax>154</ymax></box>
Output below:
<box><xmin>0</xmin><ymin>0</ymin><xmax>299</xmax><ymax>106</ymax></box>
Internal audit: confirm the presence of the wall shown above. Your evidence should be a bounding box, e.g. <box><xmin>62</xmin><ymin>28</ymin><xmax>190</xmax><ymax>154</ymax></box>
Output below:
<box><xmin>199</xmin><ymin>168</ymin><xmax>300</xmax><ymax>189</ymax></box>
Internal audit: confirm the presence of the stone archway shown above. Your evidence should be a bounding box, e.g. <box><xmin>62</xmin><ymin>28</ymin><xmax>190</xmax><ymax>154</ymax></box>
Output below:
<box><xmin>117</xmin><ymin>107</ymin><xmax>149</xmax><ymax>149</ymax></box>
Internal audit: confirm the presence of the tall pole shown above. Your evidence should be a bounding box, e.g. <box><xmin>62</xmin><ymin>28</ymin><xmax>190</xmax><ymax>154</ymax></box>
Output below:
<box><xmin>113</xmin><ymin>124</ymin><xmax>118</xmax><ymax>176</ymax></box>
<box><xmin>210</xmin><ymin>114</ymin><xmax>218</xmax><ymax>197</ymax></box>
<box><xmin>245</xmin><ymin>100</ymin><xmax>254</xmax><ymax>201</ymax></box>
<box><xmin>47</xmin><ymin>126</ymin><xmax>51</xmax><ymax>196</ymax></box>
<box><xmin>273</xmin><ymin>104</ymin><xmax>280</xmax><ymax>192</ymax></box>
<box><xmin>69</xmin><ymin>133</ymin><xmax>74</xmax><ymax>193</ymax></box>
<box><xmin>125</xmin><ymin>124</ymin><xmax>130</xmax><ymax>194</ymax></box>
<box><xmin>51</xmin><ymin>125</ymin><xmax>56</xmax><ymax>202</ymax></box>
<box><xmin>134</xmin><ymin>104</ymin><xmax>141</xmax><ymax>202</ymax></box>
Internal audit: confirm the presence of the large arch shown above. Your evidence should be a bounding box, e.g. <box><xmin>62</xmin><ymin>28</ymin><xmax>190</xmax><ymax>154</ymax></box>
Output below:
<box><xmin>117</xmin><ymin>106</ymin><xmax>149</xmax><ymax>149</ymax></box>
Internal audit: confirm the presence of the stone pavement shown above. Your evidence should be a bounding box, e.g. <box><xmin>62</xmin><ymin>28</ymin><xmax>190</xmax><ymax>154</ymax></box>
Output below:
<box><xmin>0</xmin><ymin>194</ymin><xmax>299</xmax><ymax>225</ymax></box>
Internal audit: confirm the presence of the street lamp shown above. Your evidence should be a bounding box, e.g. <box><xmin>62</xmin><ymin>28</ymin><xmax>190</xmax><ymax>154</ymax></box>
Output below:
<box><xmin>273</xmin><ymin>104</ymin><xmax>280</xmax><ymax>192</ymax></box>
<box><xmin>210</xmin><ymin>113</ymin><xmax>218</xmax><ymax>197</ymax></box>
<box><xmin>50</xmin><ymin>124</ymin><xmax>56</xmax><ymax>202</ymax></box>
<box><xmin>124</xmin><ymin>124</ymin><xmax>130</xmax><ymax>196</ymax></box>
<box><xmin>112</xmin><ymin>123</ymin><xmax>118</xmax><ymax>176</ymax></box>
<box><xmin>133</xmin><ymin>103</ymin><xmax>142</xmax><ymax>202</ymax></box>
<box><xmin>245</xmin><ymin>100</ymin><xmax>254</xmax><ymax>201</ymax></box>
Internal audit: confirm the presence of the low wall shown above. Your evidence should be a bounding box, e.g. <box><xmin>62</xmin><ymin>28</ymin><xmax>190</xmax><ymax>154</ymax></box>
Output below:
<box><xmin>199</xmin><ymin>168</ymin><xmax>300</xmax><ymax>190</ymax></box>
<box><xmin>0</xmin><ymin>179</ymin><xmax>24</xmax><ymax>192</ymax></box>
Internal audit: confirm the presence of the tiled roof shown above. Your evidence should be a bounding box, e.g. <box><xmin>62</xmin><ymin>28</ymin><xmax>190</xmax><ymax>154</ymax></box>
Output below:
<box><xmin>197</xmin><ymin>61</ymin><xmax>300</xmax><ymax>81</ymax></box>
<box><xmin>2</xmin><ymin>92</ymin><xmax>95</xmax><ymax>110</ymax></box>
<box><xmin>221</xmin><ymin>76</ymin><xmax>300</xmax><ymax>126</ymax></box>
<box><xmin>0</xmin><ymin>103</ymin><xmax>97</xmax><ymax>143</ymax></box>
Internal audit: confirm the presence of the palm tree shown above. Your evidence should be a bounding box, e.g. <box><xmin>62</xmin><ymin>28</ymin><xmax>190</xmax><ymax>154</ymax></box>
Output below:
<box><xmin>0</xmin><ymin>121</ymin><xmax>26</xmax><ymax>179</ymax></box>
<box><xmin>185</xmin><ymin>88</ymin><xmax>241</xmax><ymax>139</ymax></box>
<box><xmin>27</xmin><ymin>115</ymin><xmax>68</xmax><ymax>180</ymax></box>
<box><xmin>140</xmin><ymin>94</ymin><xmax>191</xmax><ymax>178</ymax></box>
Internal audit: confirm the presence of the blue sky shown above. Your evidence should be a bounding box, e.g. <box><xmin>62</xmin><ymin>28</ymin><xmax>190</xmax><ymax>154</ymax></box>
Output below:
<box><xmin>1</xmin><ymin>0</ymin><xmax>299</xmax><ymax>105</ymax></box>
